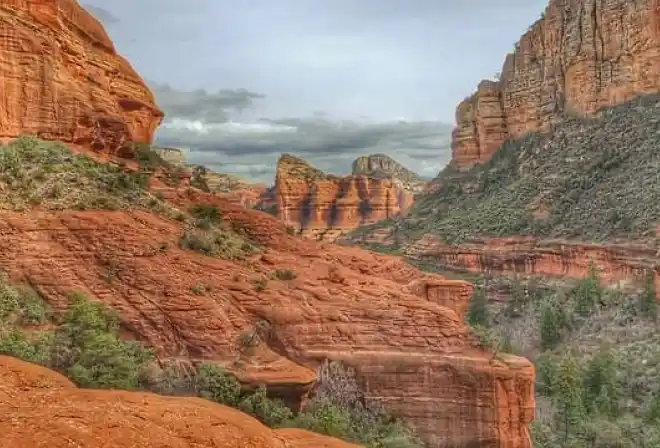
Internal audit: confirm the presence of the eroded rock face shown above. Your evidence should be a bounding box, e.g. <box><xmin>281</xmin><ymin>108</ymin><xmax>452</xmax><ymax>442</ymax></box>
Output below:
<box><xmin>451</xmin><ymin>0</ymin><xmax>660</xmax><ymax>168</ymax></box>
<box><xmin>275</xmin><ymin>154</ymin><xmax>416</xmax><ymax>241</ymax></box>
<box><xmin>0</xmin><ymin>355</ymin><xmax>360</xmax><ymax>448</ymax></box>
<box><xmin>0</xmin><ymin>0</ymin><xmax>162</xmax><ymax>155</ymax></box>
<box><xmin>352</xmin><ymin>154</ymin><xmax>427</xmax><ymax>193</ymax></box>
<box><xmin>0</xmin><ymin>192</ymin><xmax>535</xmax><ymax>447</ymax></box>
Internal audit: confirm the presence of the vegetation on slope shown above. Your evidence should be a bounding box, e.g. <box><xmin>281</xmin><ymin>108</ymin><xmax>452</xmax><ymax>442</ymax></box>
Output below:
<box><xmin>351</xmin><ymin>93</ymin><xmax>660</xmax><ymax>244</ymax></box>
<box><xmin>455</xmin><ymin>267</ymin><xmax>660</xmax><ymax>447</ymax></box>
<box><xmin>0</xmin><ymin>281</ymin><xmax>422</xmax><ymax>447</ymax></box>
<box><xmin>0</xmin><ymin>137</ymin><xmax>422</xmax><ymax>447</ymax></box>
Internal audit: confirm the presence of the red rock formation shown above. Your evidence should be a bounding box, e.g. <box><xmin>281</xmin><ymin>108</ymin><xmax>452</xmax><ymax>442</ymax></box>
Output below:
<box><xmin>0</xmin><ymin>192</ymin><xmax>535</xmax><ymax>447</ymax></box>
<box><xmin>0</xmin><ymin>0</ymin><xmax>162</xmax><ymax>156</ymax></box>
<box><xmin>404</xmin><ymin>235</ymin><xmax>660</xmax><ymax>296</ymax></box>
<box><xmin>451</xmin><ymin>0</ymin><xmax>660</xmax><ymax>168</ymax></box>
<box><xmin>275</xmin><ymin>154</ymin><xmax>415</xmax><ymax>241</ymax></box>
<box><xmin>0</xmin><ymin>355</ymin><xmax>360</xmax><ymax>447</ymax></box>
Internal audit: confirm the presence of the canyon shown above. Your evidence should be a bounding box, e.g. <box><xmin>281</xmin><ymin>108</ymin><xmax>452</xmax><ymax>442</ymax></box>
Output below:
<box><xmin>0</xmin><ymin>1</ymin><xmax>536</xmax><ymax>446</ymax></box>
<box><xmin>451</xmin><ymin>0</ymin><xmax>660</xmax><ymax>169</ymax></box>
<box><xmin>0</xmin><ymin>0</ymin><xmax>162</xmax><ymax>157</ymax></box>
<box><xmin>275</xmin><ymin>154</ymin><xmax>421</xmax><ymax>241</ymax></box>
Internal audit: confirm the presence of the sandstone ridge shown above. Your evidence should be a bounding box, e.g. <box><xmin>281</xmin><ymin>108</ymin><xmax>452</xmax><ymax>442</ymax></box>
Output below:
<box><xmin>0</xmin><ymin>0</ymin><xmax>163</xmax><ymax>157</ymax></box>
<box><xmin>351</xmin><ymin>153</ymin><xmax>426</xmax><ymax>193</ymax></box>
<box><xmin>0</xmin><ymin>355</ymin><xmax>359</xmax><ymax>448</ymax></box>
<box><xmin>451</xmin><ymin>0</ymin><xmax>660</xmax><ymax>168</ymax></box>
<box><xmin>275</xmin><ymin>154</ymin><xmax>417</xmax><ymax>241</ymax></box>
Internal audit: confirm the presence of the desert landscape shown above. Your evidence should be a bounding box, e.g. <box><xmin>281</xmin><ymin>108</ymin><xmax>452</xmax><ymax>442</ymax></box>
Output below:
<box><xmin>1</xmin><ymin>0</ymin><xmax>660</xmax><ymax>447</ymax></box>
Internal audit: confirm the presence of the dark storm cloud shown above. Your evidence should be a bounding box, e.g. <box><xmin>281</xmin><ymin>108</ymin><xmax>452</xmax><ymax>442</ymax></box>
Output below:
<box><xmin>149</xmin><ymin>82</ymin><xmax>265</xmax><ymax>123</ymax></box>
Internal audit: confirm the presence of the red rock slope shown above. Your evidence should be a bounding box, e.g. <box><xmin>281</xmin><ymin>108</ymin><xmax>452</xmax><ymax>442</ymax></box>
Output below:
<box><xmin>451</xmin><ymin>0</ymin><xmax>660</xmax><ymax>168</ymax></box>
<box><xmin>0</xmin><ymin>190</ymin><xmax>535</xmax><ymax>447</ymax></box>
<box><xmin>275</xmin><ymin>154</ymin><xmax>416</xmax><ymax>241</ymax></box>
<box><xmin>0</xmin><ymin>0</ymin><xmax>162</xmax><ymax>156</ymax></box>
<box><xmin>0</xmin><ymin>355</ymin><xmax>359</xmax><ymax>448</ymax></box>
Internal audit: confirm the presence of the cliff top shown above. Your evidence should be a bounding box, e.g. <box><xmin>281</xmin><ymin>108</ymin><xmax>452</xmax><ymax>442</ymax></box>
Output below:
<box><xmin>351</xmin><ymin>153</ymin><xmax>422</xmax><ymax>181</ymax></box>
<box><xmin>276</xmin><ymin>153</ymin><xmax>340</xmax><ymax>181</ymax></box>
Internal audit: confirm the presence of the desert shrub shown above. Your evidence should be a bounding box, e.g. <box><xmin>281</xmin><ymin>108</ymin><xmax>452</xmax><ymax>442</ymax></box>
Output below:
<box><xmin>179</xmin><ymin>227</ymin><xmax>258</xmax><ymax>260</ymax></box>
<box><xmin>466</xmin><ymin>286</ymin><xmax>489</xmax><ymax>326</ymax></box>
<box><xmin>133</xmin><ymin>144</ymin><xmax>169</xmax><ymax>171</ymax></box>
<box><xmin>273</xmin><ymin>269</ymin><xmax>297</xmax><ymax>280</ymax></box>
<box><xmin>287</xmin><ymin>360</ymin><xmax>424</xmax><ymax>447</ymax></box>
<box><xmin>238</xmin><ymin>385</ymin><xmax>293</xmax><ymax>426</ymax></box>
<box><xmin>189</xmin><ymin>204</ymin><xmax>222</xmax><ymax>225</ymax></box>
<box><xmin>49</xmin><ymin>292</ymin><xmax>154</xmax><ymax>389</ymax></box>
<box><xmin>196</xmin><ymin>363</ymin><xmax>241</xmax><ymax>406</ymax></box>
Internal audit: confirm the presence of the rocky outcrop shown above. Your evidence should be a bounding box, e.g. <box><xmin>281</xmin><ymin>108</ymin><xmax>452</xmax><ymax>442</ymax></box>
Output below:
<box><xmin>0</xmin><ymin>0</ymin><xmax>162</xmax><ymax>156</ymax></box>
<box><xmin>451</xmin><ymin>0</ymin><xmax>660</xmax><ymax>168</ymax></box>
<box><xmin>352</xmin><ymin>154</ymin><xmax>426</xmax><ymax>193</ymax></box>
<box><xmin>154</xmin><ymin>147</ymin><xmax>186</xmax><ymax>166</ymax></box>
<box><xmin>0</xmin><ymin>193</ymin><xmax>535</xmax><ymax>447</ymax></box>
<box><xmin>275</xmin><ymin>154</ymin><xmax>416</xmax><ymax>241</ymax></box>
<box><xmin>0</xmin><ymin>355</ymin><xmax>359</xmax><ymax>448</ymax></box>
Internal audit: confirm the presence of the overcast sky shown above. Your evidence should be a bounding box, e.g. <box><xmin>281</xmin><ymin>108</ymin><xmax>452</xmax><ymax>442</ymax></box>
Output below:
<box><xmin>83</xmin><ymin>0</ymin><xmax>547</xmax><ymax>182</ymax></box>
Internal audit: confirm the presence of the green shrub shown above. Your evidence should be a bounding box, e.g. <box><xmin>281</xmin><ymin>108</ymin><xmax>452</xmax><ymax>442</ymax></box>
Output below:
<box><xmin>196</xmin><ymin>363</ymin><xmax>241</xmax><ymax>406</ymax></box>
<box><xmin>466</xmin><ymin>287</ymin><xmax>489</xmax><ymax>326</ymax></box>
<box><xmin>238</xmin><ymin>385</ymin><xmax>293</xmax><ymax>426</ymax></box>
<box><xmin>189</xmin><ymin>204</ymin><xmax>222</xmax><ymax>225</ymax></box>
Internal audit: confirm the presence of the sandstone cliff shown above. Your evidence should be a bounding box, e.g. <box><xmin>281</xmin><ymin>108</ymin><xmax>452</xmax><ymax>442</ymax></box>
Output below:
<box><xmin>0</xmin><ymin>0</ymin><xmax>162</xmax><ymax>156</ymax></box>
<box><xmin>451</xmin><ymin>0</ymin><xmax>660</xmax><ymax>168</ymax></box>
<box><xmin>352</xmin><ymin>153</ymin><xmax>426</xmax><ymax>193</ymax></box>
<box><xmin>0</xmin><ymin>356</ymin><xmax>359</xmax><ymax>448</ymax></box>
<box><xmin>0</xmin><ymin>180</ymin><xmax>535</xmax><ymax>447</ymax></box>
<box><xmin>275</xmin><ymin>154</ymin><xmax>416</xmax><ymax>241</ymax></box>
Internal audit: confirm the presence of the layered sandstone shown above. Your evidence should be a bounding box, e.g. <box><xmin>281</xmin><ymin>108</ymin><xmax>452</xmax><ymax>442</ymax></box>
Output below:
<box><xmin>275</xmin><ymin>154</ymin><xmax>416</xmax><ymax>241</ymax></box>
<box><xmin>0</xmin><ymin>0</ymin><xmax>162</xmax><ymax>156</ymax></box>
<box><xmin>355</xmin><ymin>228</ymin><xmax>660</xmax><ymax>297</ymax></box>
<box><xmin>0</xmin><ymin>190</ymin><xmax>535</xmax><ymax>447</ymax></box>
<box><xmin>451</xmin><ymin>0</ymin><xmax>660</xmax><ymax>168</ymax></box>
<box><xmin>0</xmin><ymin>355</ymin><xmax>359</xmax><ymax>448</ymax></box>
<box><xmin>352</xmin><ymin>153</ymin><xmax>427</xmax><ymax>193</ymax></box>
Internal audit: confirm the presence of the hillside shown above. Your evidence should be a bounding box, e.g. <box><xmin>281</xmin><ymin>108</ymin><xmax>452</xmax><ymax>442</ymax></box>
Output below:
<box><xmin>348</xmin><ymin>93</ymin><xmax>660</xmax><ymax>247</ymax></box>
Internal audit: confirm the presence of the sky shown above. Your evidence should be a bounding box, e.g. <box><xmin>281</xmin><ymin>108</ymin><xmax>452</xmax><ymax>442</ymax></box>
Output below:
<box><xmin>83</xmin><ymin>0</ymin><xmax>547</xmax><ymax>182</ymax></box>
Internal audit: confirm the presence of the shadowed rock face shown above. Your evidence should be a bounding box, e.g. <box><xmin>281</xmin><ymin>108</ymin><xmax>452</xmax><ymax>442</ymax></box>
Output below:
<box><xmin>451</xmin><ymin>0</ymin><xmax>660</xmax><ymax>168</ymax></box>
<box><xmin>0</xmin><ymin>0</ymin><xmax>162</xmax><ymax>156</ymax></box>
<box><xmin>0</xmin><ymin>355</ymin><xmax>360</xmax><ymax>448</ymax></box>
<box><xmin>275</xmin><ymin>154</ymin><xmax>418</xmax><ymax>242</ymax></box>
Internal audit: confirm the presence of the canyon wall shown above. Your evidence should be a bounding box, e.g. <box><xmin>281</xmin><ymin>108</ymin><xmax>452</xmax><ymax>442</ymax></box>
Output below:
<box><xmin>276</xmin><ymin>154</ymin><xmax>416</xmax><ymax>241</ymax></box>
<box><xmin>451</xmin><ymin>0</ymin><xmax>660</xmax><ymax>168</ymax></box>
<box><xmin>352</xmin><ymin>153</ymin><xmax>427</xmax><ymax>193</ymax></box>
<box><xmin>0</xmin><ymin>0</ymin><xmax>162</xmax><ymax>156</ymax></box>
<box><xmin>406</xmin><ymin>235</ymin><xmax>660</xmax><ymax>295</ymax></box>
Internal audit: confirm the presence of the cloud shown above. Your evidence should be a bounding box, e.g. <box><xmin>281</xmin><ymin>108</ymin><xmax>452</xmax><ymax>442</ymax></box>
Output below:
<box><xmin>83</xmin><ymin>4</ymin><xmax>120</xmax><ymax>24</ymax></box>
<box><xmin>149</xmin><ymin>82</ymin><xmax>266</xmax><ymax>124</ymax></box>
<box><xmin>154</xmin><ymin>111</ymin><xmax>451</xmax><ymax>183</ymax></box>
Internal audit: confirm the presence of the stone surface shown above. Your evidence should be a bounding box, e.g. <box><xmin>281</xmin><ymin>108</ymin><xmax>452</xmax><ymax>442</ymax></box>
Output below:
<box><xmin>0</xmin><ymin>355</ymin><xmax>360</xmax><ymax>448</ymax></box>
<box><xmin>406</xmin><ymin>235</ymin><xmax>660</xmax><ymax>295</ymax></box>
<box><xmin>0</xmin><ymin>190</ymin><xmax>535</xmax><ymax>447</ymax></box>
<box><xmin>189</xmin><ymin>164</ymin><xmax>268</xmax><ymax>208</ymax></box>
<box><xmin>154</xmin><ymin>147</ymin><xmax>186</xmax><ymax>166</ymax></box>
<box><xmin>0</xmin><ymin>0</ymin><xmax>162</xmax><ymax>156</ymax></box>
<box><xmin>275</xmin><ymin>154</ymin><xmax>416</xmax><ymax>241</ymax></box>
<box><xmin>451</xmin><ymin>0</ymin><xmax>660</xmax><ymax>168</ymax></box>
<box><xmin>351</xmin><ymin>154</ymin><xmax>427</xmax><ymax>193</ymax></box>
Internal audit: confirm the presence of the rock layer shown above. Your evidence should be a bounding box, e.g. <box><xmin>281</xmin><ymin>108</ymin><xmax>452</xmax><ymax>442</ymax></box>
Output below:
<box><xmin>352</xmin><ymin>153</ymin><xmax>426</xmax><ymax>193</ymax></box>
<box><xmin>0</xmin><ymin>0</ymin><xmax>162</xmax><ymax>156</ymax></box>
<box><xmin>275</xmin><ymin>154</ymin><xmax>416</xmax><ymax>241</ymax></box>
<box><xmin>0</xmin><ymin>355</ymin><xmax>359</xmax><ymax>448</ymax></box>
<box><xmin>0</xmin><ymin>191</ymin><xmax>535</xmax><ymax>447</ymax></box>
<box><xmin>452</xmin><ymin>0</ymin><xmax>660</xmax><ymax>168</ymax></box>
